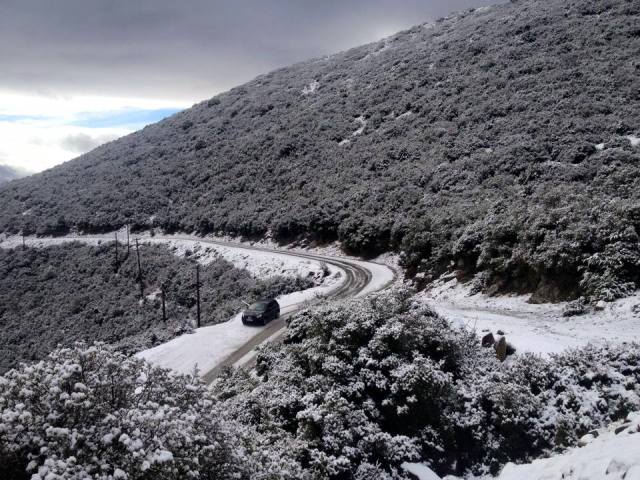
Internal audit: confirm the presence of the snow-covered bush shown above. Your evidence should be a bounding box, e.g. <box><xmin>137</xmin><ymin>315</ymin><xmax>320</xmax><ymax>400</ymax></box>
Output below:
<box><xmin>213</xmin><ymin>290</ymin><xmax>640</xmax><ymax>478</ymax></box>
<box><xmin>213</xmin><ymin>289</ymin><xmax>470</xmax><ymax>479</ymax></box>
<box><xmin>2</xmin><ymin>295</ymin><xmax>639</xmax><ymax>479</ymax></box>
<box><xmin>0</xmin><ymin>343</ymin><xmax>245</xmax><ymax>480</ymax></box>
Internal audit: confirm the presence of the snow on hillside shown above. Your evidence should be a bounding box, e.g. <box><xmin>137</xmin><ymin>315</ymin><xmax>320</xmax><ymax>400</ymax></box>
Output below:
<box><xmin>145</xmin><ymin>236</ymin><xmax>327</xmax><ymax>281</ymax></box>
<box><xmin>131</xmin><ymin>236</ymin><xmax>397</xmax><ymax>375</ymax></box>
<box><xmin>403</xmin><ymin>412</ymin><xmax>640</xmax><ymax>480</ymax></box>
<box><xmin>0</xmin><ymin>232</ymin><xmax>328</xmax><ymax>283</ymax></box>
<box><xmin>422</xmin><ymin>276</ymin><xmax>640</xmax><ymax>355</ymax></box>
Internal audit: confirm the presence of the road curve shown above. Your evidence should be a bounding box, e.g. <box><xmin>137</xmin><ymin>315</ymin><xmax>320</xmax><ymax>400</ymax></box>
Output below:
<box><xmin>161</xmin><ymin>236</ymin><xmax>392</xmax><ymax>382</ymax></box>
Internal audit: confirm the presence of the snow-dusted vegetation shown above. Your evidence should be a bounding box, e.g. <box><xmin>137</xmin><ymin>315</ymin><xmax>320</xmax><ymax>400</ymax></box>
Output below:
<box><xmin>492</xmin><ymin>411</ymin><xmax>640</xmax><ymax>480</ymax></box>
<box><xmin>0</xmin><ymin>0</ymin><xmax>638</xmax><ymax>302</ymax></box>
<box><xmin>0</xmin><ymin>344</ymin><xmax>245</xmax><ymax>480</ymax></box>
<box><xmin>0</xmin><ymin>242</ymin><xmax>312</xmax><ymax>374</ymax></box>
<box><xmin>2</xmin><ymin>291</ymin><xmax>638</xmax><ymax>479</ymax></box>
<box><xmin>212</xmin><ymin>290</ymin><xmax>640</xmax><ymax>478</ymax></box>
<box><xmin>1</xmin><ymin>0</ymin><xmax>640</xmax><ymax>477</ymax></box>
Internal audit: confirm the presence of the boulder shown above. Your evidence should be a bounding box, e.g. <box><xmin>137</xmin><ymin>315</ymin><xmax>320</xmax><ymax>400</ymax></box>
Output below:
<box><xmin>495</xmin><ymin>336</ymin><xmax>507</xmax><ymax>362</ymax></box>
<box><xmin>481</xmin><ymin>332</ymin><xmax>495</xmax><ymax>348</ymax></box>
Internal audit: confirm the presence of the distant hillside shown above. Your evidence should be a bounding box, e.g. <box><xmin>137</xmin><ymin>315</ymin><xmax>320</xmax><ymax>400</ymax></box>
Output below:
<box><xmin>0</xmin><ymin>0</ymin><xmax>639</xmax><ymax>302</ymax></box>
<box><xmin>0</xmin><ymin>164</ymin><xmax>24</xmax><ymax>184</ymax></box>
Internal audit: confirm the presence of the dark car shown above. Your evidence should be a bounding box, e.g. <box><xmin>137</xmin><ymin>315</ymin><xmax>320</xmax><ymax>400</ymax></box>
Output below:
<box><xmin>241</xmin><ymin>299</ymin><xmax>280</xmax><ymax>326</ymax></box>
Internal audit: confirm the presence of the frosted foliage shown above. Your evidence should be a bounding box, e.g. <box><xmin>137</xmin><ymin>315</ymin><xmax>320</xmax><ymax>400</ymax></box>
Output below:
<box><xmin>0</xmin><ymin>344</ymin><xmax>245</xmax><ymax>479</ymax></box>
<box><xmin>2</xmin><ymin>293</ymin><xmax>639</xmax><ymax>478</ymax></box>
<box><xmin>212</xmin><ymin>289</ymin><xmax>640</xmax><ymax>477</ymax></box>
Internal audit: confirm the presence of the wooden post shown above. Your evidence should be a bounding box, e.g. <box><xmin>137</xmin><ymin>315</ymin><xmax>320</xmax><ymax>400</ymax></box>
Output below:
<box><xmin>196</xmin><ymin>264</ymin><xmax>201</xmax><ymax>328</ymax></box>
<box><xmin>135</xmin><ymin>238</ymin><xmax>144</xmax><ymax>298</ymax></box>
<box><xmin>22</xmin><ymin>234</ymin><xmax>25</xmax><ymax>250</ymax></box>
<box><xmin>161</xmin><ymin>284</ymin><xmax>167</xmax><ymax>323</ymax></box>
<box><xmin>126</xmin><ymin>225</ymin><xmax>130</xmax><ymax>257</ymax></box>
<box><xmin>114</xmin><ymin>232</ymin><xmax>119</xmax><ymax>272</ymax></box>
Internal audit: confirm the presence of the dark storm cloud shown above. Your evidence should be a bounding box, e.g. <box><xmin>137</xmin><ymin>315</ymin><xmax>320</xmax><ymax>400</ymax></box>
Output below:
<box><xmin>0</xmin><ymin>0</ymin><xmax>503</xmax><ymax>102</ymax></box>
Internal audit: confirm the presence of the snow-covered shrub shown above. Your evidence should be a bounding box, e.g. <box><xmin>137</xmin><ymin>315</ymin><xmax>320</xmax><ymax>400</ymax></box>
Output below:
<box><xmin>454</xmin><ymin>344</ymin><xmax>640</xmax><ymax>472</ymax></box>
<box><xmin>213</xmin><ymin>289</ymin><xmax>473</xmax><ymax>479</ymax></box>
<box><xmin>562</xmin><ymin>297</ymin><xmax>589</xmax><ymax>317</ymax></box>
<box><xmin>213</xmin><ymin>290</ymin><xmax>640</xmax><ymax>478</ymax></box>
<box><xmin>550</xmin><ymin>344</ymin><xmax>640</xmax><ymax>435</ymax></box>
<box><xmin>579</xmin><ymin>235</ymin><xmax>640</xmax><ymax>301</ymax></box>
<box><xmin>0</xmin><ymin>343</ymin><xmax>244</xmax><ymax>480</ymax></box>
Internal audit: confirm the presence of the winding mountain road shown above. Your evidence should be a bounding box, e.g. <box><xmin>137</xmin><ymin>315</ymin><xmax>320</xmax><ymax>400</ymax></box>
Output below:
<box><xmin>183</xmin><ymin>237</ymin><xmax>389</xmax><ymax>383</ymax></box>
<box><xmin>4</xmin><ymin>234</ymin><xmax>396</xmax><ymax>382</ymax></box>
<box><xmin>144</xmin><ymin>236</ymin><xmax>394</xmax><ymax>382</ymax></box>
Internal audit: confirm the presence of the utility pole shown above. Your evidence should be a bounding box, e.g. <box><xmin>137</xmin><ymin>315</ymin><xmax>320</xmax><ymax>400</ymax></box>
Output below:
<box><xmin>126</xmin><ymin>225</ymin><xmax>130</xmax><ymax>257</ymax></box>
<box><xmin>161</xmin><ymin>283</ymin><xmax>167</xmax><ymax>323</ymax></box>
<box><xmin>195</xmin><ymin>264</ymin><xmax>201</xmax><ymax>328</ymax></box>
<box><xmin>135</xmin><ymin>238</ymin><xmax>144</xmax><ymax>298</ymax></box>
<box><xmin>114</xmin><ymin>232</ymin><xmax>119</xmax><ymax>273</ymax></box>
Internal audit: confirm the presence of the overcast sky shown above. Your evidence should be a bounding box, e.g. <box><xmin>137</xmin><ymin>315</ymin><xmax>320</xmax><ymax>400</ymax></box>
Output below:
<box><xmin>0</xmin><ymin>0</ymin><xmax>500</xmax><ymax>173</ymax></box>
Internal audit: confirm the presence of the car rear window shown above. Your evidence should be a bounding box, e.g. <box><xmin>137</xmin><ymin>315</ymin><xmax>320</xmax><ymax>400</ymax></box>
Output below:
<box><xmin>250</xmin><ymin>301</ymin><xmax>268</xmax><ymax>311</ymax></box>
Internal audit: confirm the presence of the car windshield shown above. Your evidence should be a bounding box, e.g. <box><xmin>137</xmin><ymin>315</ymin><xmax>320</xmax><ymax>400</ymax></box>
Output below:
<box><xmin>249</xmin><ymin>301</ymin><xmax>268</xmax><ymax>311</ymax></box>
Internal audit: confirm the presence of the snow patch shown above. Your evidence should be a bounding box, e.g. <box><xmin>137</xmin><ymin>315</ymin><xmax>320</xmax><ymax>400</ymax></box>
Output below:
<box><xmin>151</xmin><ymin>450</ymin><xmax>174</xmax><ymax>464</ymax></box>
<box><xmin>402</xmin><ymin>462</ymin><xmax>441</xmax><ymax>479</ymax></box>
<box><xmin>396</xmin><ymin>111</ymin><xmax>413</xmax><ymax>120</ymax></box>
<box><xmin>352</xmin><ymin>116</ymin><xmax>367</xmax><ymax>136</ymax></box>
<box><xmin>145</xmin><ymin>236</ymin><xmax>327</xmax><ymax>282</ymax></box>
<box><xmin>627</xmin><ymin>135</ymin><xmax>640</xmax><ymax>147</ymax></box>
<box><xmin>302</xmin><ymin>80</ymin><xmax>319</xmax><ymax>95</ymax></box>
<box><xmin>488</xmin><ymin>411</ymin><xmax>640</xmax><ymax>480</ymax></box>
<box><xmin>595</xmin><ymin>142</ymin><xmax>606</xmax><ymax>150</ymax></box>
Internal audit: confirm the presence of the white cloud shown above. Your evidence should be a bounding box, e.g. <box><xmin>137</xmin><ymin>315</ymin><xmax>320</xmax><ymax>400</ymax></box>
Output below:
<box><xmin>0</xmin><ymin>119</ymin><xmax>131</xmax><ymax>172</ymax></box>
<box><xmin>0</xmin><ymin>89</ymin><xmax>188</xmax><ymax>173</ymax></box>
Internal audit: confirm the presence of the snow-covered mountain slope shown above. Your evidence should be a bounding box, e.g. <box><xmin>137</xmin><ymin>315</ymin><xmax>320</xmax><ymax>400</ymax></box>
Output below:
<box><xmin>1</xmin><ymin>0</ymin><xmax>639</xmax><ymax>302</ymax></box>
